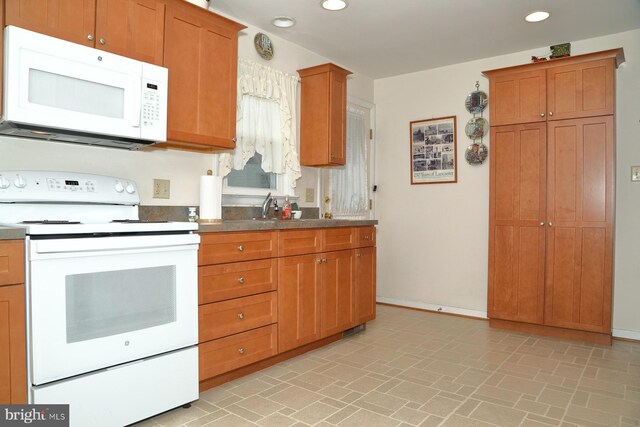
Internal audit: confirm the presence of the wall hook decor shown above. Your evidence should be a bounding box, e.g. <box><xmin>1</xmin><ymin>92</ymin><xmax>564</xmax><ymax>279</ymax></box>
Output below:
<box><xmin>464</xmin><ymin>81</ymin><xmax>489</xmax><ymax>165</ymax></box>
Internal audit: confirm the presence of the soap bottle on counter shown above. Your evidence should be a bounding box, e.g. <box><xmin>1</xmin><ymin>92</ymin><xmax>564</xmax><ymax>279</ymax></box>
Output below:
<box><xmin>282</xmin><ymin>196</ymin><xmax>292</xmax><ymax>220</ymax></box>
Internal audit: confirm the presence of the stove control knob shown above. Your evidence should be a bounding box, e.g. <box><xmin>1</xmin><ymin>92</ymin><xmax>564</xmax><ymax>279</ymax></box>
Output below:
<box><xmin>114</xmin><ymin>181</ymin><xmax>124</xmax><ymax>193</ymax></box>
<box><xmin>0</xmin><ymin>176</ymin><xmax>10</xmax><ymax>189</ymax></box>
<box><xmin>125</xmin><ymin>183</ymin><xmax>136</xmax><ymax>194</ymax></box>
<box><xmin>14</xmin><ymin>175</ymin><xmax>26</xmax><ymax>189</ymax></box>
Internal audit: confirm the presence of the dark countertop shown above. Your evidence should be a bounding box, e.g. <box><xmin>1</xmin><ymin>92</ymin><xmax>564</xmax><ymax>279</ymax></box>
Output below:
<box><xmin>0</xmin><ymin>227</ymin><xmax>26</xmax><ymax>240</ymax></box>
<box><xmin>198</xmin><ymin>219</ymin><xmax>378</xmax><ymax>233</ymax></box>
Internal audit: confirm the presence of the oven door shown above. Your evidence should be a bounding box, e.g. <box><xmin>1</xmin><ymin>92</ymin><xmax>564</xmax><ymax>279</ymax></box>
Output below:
<box><xmin>27</xmin><ymin>234</ymin><xmax>199</xmax><ymax>386</ymax></box>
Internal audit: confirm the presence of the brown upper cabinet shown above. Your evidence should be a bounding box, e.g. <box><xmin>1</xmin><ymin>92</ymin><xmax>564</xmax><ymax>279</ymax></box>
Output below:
<box><xmin>487</xmin><ymin>50</ymin><xmax>624</xmax><ymax>126</ymax></box>
<box><xmin>298</xmin><ymin>63</ymin><xmax>352</xmax><ymax>166</ymax></box>
<box><xmin>6</xmin><ymin>0</ymin><xmax>165</xmax><ymax>65</ymax></box>
<box><xmin>158</xmin><ymin>1</ymin><xmax>245</xmax><ymax>151</ymax></box>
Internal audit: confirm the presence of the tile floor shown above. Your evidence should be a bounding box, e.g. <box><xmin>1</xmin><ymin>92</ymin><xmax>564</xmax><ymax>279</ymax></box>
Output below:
<box><xmin>135</xmin><ymin>305</ymin><xmax>640</xmax><ymax>427</ymax></box>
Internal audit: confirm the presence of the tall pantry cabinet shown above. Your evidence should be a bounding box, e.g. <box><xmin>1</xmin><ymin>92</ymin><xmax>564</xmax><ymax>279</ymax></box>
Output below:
<box><xmin>484</xmin><ymin>49</ymin><xmax>624</xmax><ymax>345</ymax></box>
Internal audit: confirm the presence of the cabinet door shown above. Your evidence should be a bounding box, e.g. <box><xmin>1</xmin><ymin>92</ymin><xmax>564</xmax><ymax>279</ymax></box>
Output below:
<box><xmin>5</xmin><ymin>0</ymin><xmax>96</xmax><ymax>47</ymax></box>
<box><xmin>278</xmin><ymin>254</ymin><xmax>322</xmax><ymax>352</ymax></box>
<box><xmin>0</xmin><ymin>284</ymin><xmax>26</xmax><ymax>404</ymax></box>
<box><xmin>95</xmin><ymin>0</ymin><xmax>165</xmax><ymax>65</ymax></box>
<box><xmin>163</xmin><ymin>4</ymin><xmax>240</xmax><ymax>149</ymax></box>
<box><xmin>328</xmin><ymin>71</ymin><xmax>347</xmax><ymax>164</ymax></box>
<box><xmin>547</xmin><ymin>59</ymin><xmax>615</xmax><ymax>121</ymax></box>
<box><xmin>490</xmin><ymin>69</ymin><xmax>546</xmax><ymax>126</ymax></box>
<box><xmin>321</xmin><ymin>250</ymin><xmax>354</xmax><ymax>337</ymax></box>
<box><xmin>488</xmin><ymin>123</ymin><xmax>546</xmax><ymax>324</ymax></box>
<box><xmin>355</xmin><ymin>246</ymin><xmax>376</xmax><ymax>324</ymax></box>
<box><xmin>545</xmin><ymin>117</ymin><xmax>614</xmax><ymax>333</ymax></box>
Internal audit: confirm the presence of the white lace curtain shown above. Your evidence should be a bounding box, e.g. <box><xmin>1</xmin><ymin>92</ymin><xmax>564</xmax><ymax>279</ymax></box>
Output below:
<box><xmin>219</xmin><ymin>58</ymin><xmax>301</xmax><ymax>186</ymax></box>
<box><xmin>330</xmin><ymin>107</ymin><xmax>368</xmax><ymax>219</ymax></box>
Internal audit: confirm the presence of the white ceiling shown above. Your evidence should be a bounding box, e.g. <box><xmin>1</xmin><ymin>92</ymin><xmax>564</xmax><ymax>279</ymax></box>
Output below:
<box><xmin>210</xmin><ymin>0</ymin><xmax>640</xmax><ymax>79</ymax></box>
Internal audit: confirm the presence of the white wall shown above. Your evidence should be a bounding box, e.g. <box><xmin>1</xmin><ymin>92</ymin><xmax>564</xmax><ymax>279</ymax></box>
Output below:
<box><xmin>0</xmin><ymin>10</ymin><xmax>375</xmax><ymax>208</ymax></box>
<box><xmin>374</xmin><ymin>29</ymin><xmax>640</xmax><ymax>338</ymax></box>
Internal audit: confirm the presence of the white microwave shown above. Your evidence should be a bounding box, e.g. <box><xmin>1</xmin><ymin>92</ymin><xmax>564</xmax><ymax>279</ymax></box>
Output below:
<box><xmin>0</xmin><ymin>26</ymin><xmax>168</xmax><ymax>149</ymax></box>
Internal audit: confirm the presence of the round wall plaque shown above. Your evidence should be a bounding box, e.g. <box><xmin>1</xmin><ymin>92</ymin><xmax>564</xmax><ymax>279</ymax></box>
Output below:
<box><xmin>254</xmin><ymin>33</ymin><xmax>274</xmax><ymax>60</ymax></box>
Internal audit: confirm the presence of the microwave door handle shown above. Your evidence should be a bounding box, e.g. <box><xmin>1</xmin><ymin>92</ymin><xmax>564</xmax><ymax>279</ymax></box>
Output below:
<box><xmin>131</xmin><ymin>92</ymin><xmax>141</xmax><ymax>128</ymax></box>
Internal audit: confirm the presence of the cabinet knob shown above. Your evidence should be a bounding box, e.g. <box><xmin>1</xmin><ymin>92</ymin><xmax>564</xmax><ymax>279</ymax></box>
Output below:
<box><xmin>238</xmin><ymin>348</ymin><xmax>245</xmax><ymax>354</ymax></box>
<box><xmin>540</xmin><ymin>221</ymin><xmax>545</xmax><ymax>226</ymax></box>
<box><xmin>317</xmin><ymin>258</ymin><xmax>323</xmax><ymax>264</ymax></box>
<box><xmin>540</xmin><ymin>112</ymin><xmax>545</xmax><ymax>117</ymax></box>
<box><xmin>238</xmin><ymin>245</ymin><xmax>244</xmax><ymax>252</ymax></box>
<box><xmin>549</xmin><ymin>112</ymin><xmax>554</xmax><ymax>116</ymax></box>
<box><xmin>356</xmin><ymin>253</ymin><xmax>362</xmax><ymax>257</ymax></box>
<box><xmin>87</xmin><ymin>34</ymin><xmax>94</xmax><ymax>41</ymax></box>
<box><xmin>364</xmin><ymin>235</ymin><xmax>370</xmax><ymax>240</ymax></box>
<box><xmin>99</xmin><ymin>38</ymin><xmax>106</xmax><ymax>45</ymax></box>
<box><xmin>238</xmin><ymin>312</ymin><xmax>245</xmax><ymax>319</ymax></box>
<box><xmin>548</xmin><ymin>222</ymin><xmax>553</xmax><ymax>227</ymax></box>
<box><xmin>232</xmin><ymin>137</ymin><xmax>237</xmax><ymax>143</ymax></box>
<box><xmin>238</xmin><ymin>277</ymin><xmax>245</xmax><ymax>284</ymax></box>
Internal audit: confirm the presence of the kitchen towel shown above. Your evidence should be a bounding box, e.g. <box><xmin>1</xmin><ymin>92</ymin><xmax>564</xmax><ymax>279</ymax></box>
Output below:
<box><xmin>199</xmin><ymin>171</ymin><xmax>222</xmax><ymax>222</ymax></box>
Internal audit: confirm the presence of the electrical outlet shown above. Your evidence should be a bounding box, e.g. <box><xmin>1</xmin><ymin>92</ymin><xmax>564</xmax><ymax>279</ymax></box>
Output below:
<box><xmin>305</xmin><ymin>187</ymin><xmax>315</xmax><ymax>203</ymax></box>
<box><xmin>153</xmin><ymin>179</ymin><xmax>170</xmax><ymax>199</ymax></box>
<box><xmin>632</xmin><ymin>166</ymin><xmax>640</xmax><ymax>182</ymax></box>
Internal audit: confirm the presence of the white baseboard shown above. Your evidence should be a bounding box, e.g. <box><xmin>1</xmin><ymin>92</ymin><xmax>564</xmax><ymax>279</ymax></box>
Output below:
<box><xmin>376</xmin><ymin>297</ymin><xmax>639</xmax><ymax>342</ymax></box>
<box><xmin>612</xmin><ymin>329</ymin><xmax>640</xmax><ymax>341</ymax></box>
<box><xmin>376</xmin><ymin>296</ymin><xmax>488</xmax><ymax>319</ymax></box>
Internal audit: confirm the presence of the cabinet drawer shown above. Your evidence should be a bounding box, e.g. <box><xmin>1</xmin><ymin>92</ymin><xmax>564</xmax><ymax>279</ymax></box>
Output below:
<box><xmin>199</xmin><ymin>232</ymin><xmax>278</xmax><ymax>265</ymax></box>
<box><xmin>278</xmin><ymin>229</ymin><xmax>322</xmax><ymax>256</ymax></box>
<box><xmin>199</xmin><ymin>292</ymin><xmax>277</xmax><ymax>342</ymax></box>
<box><xmin>0</xmin><ymin>240</ymin><xmax>24</xmax><ymax>286</ymax></box>
<box><xmin>322</xmin><ymin>227</ymin><xmax>355</xmax><ymax>252</ymax></box>
<box><xmin>199</xmin><ymin>259</ymin><xmax>277</xmax><ymax>304</ymax></box>
<box><xmin>199</xmin><ymin>324</ymin><xmax>277</xmax><ymax>380</ymax></box>
<box><xmin>355</xmin><ymin>227</ymin><xmax>376</xmax><ymax>248</ymax></box>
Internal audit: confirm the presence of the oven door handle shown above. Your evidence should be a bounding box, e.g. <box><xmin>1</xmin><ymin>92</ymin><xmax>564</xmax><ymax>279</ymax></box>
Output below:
<box><xmin>32</xmin><ymin>234</ymin><xmax>200</xmax><ymax>254</ymax></box>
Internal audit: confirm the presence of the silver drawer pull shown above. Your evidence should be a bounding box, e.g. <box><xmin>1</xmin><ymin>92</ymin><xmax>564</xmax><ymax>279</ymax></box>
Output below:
<box><xmin>238</xmin><ymin>277</ymin><xmax>245</xmax><ymax>284</ymax></box>
<box><xmin>238</xmin><ymin>312</ymin><xmax>245</xmax><ymax>319</ymax></box>
<box><xmin>238</xmin><ymin>348</ymin><xmax>245</xmax><ymax>354</ymax></box>
<box><xmin>237</xmin><ymin>245</ymin><xmax>244</xmax><ymax>252</ymax></box>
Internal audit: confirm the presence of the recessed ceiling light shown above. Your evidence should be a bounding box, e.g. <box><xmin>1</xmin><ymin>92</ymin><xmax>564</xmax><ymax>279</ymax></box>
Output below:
<box><xmin>272</xmin><ymin>16</ymin><xmax>296</xmax><ymax>28</ymax></box>
<box><xmin>525</xmin><ymin>11</ymin><xmax>550</xmax><ymax>22</ymax></box>
<box><xmin>321</xmin><ymin>0</ymin><xmax>348</xmax><ymax>11</ymax></box>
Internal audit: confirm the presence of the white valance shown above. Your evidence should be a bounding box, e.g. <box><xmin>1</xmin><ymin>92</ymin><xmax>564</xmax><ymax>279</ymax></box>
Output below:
<box><xmin>219</xmin><ymin>58</ymin><xmax>301</xmax><ymax>187</ymax></box>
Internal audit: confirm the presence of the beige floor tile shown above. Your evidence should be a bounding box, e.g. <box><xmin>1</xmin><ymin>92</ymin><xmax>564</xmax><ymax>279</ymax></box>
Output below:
<box><xmin>322</xmin><ymin>364</ymin><xmax>369</xmax><ymax>383</ymax></box>
<box><xmin>441</xmin><ymin>413</ymin><xmax>497</xmax><ymax>426</ymax></box>
<box><xmin>292</xmin><ymin>371</ymin><xmax>337</xmax><ymax>389</ymax></box>
<box><xmin>537</xmin><ymin>387</ymin><xmax>573</xmax><ymax>408</ymax></box>
<box><xmin>291</xmin><ymin>402</ymin><xmax>339</xmax><ymax>424</ymax></box>
<box><xmin>469</xmin><ymin>401</ymin><xmax>527</xmax><ymax>426</ymax></box>
<box><xmin>588</xmin><ymin>393</ymin><xmax>640</xmax><ymax>419</ymax></box>
<box><xmin>356</xmin><ymin>390</ymin><xmax>408</xmax><ymax>413</ymax></box>
<box><xmin>235</xmin><ymin>395</ymin><xmax>284</xmax><ymax>417</ymax></box>
<box><xmin>518</xmin><ymin>355</ymin><xmax>561</xmax><ymax>373</ymax></box>
<box><xmin>256</xmin><ymin>413</ymin><xmax>297</xmax><ymax>427</ymax></box>
<box><xmin>474</xmin><ymin>384</ymin><xmax>522</xmax><ymax>405</ymax></box>
<box><xmin>564</xmin><ymin>404</ymin><xmax>622</xmax><ymax>426</ymax></box>
<box><xmin>514</xmin><ymin>398</ymin><xmax>549</xmax><ymax>416</ymax></box>
<box><xmin>391</xmin><ymin>406</ymin><xmax>430</xmax><ymax>425</ymax></box>
<box><xmin>151</xmin><ymin>405</ymin><xmax>208</xmax><ymax>427</ymax></box>
<box><xmin>387</xmin><ymin>381</ymin><xmax>439</xmax><ymax>404</ymax></box>
<box><xmin>338</xmin><ymin>409</ymin><xmax>402</xmax><ymax>427</ymax></box>
<box><xmin>268</xmin><ymin>385</ymin><xmax>324</xmax><ymax>411</ymax></box>
<box><xmin>454</xmin><ymin>369</ymin><xmax>491</xmax><ymax>387</ymax></box>
<box><xmin>325</xmin><ymin>405</ymin><xmax>359</xmax><ymax>424</ymax></box>
<box><xmin>205</xmin><ymin>413</ymin><xmax>258</xmax><ymax>426</ymax></box>
<box><xmin>455</xmin><ymin>398</ymin><xmax>481</xmax><ymax>417</ymax></box>
<box><xmin>524</xmin><ymin>413</ymin><xmax>562</xmax><ymax>426</ymax></box>
<box><xmin>498</xmin><ymin>374</ymin><xmax>546</xmax><ymax>396</ymax></box>
<box><xmin>184</xmin><ymin>409</ymin><xmax>230</xmax><ymax>427</ymax></box>
<box><xmin>419</xmin><ymin>395</ymin><xmax>461</xmax><ymax>417</ymax></box>
<box><xmin>420</xmin><ymin>415</ymin><xmax>445</xmax><ymax>427</ymax></box>
<box><xmin>579</xmin><ymin>376</ymin><xmax>627</xmax><ymax>397</ymax></box>
<box><xmin>346</xmin><ymin>375</ymin><xmax>387</xmax><ymax>393</ymax></box>
<box><xmin>224</xmin><ymin>404</ymin><xmax>262</xmax><ymax>422</ymax></box>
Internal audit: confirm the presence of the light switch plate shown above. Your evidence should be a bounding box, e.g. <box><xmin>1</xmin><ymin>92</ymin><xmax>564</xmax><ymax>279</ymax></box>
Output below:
<box><xmin>632</xmin><ymin>166</ymin><xmax>640</xmax><ymax>182</ymax></box>
<box><xmin>305</xmin><ymin>188</ymin><xmax>315</xmax><ymax>203</ymax></box>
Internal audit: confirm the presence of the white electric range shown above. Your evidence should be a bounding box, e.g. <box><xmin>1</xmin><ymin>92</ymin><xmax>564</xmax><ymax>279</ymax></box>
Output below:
<box><xmin>0</xmin><ymin>170</ymin><xmax>200</xmax><ymax>427</ymax></box>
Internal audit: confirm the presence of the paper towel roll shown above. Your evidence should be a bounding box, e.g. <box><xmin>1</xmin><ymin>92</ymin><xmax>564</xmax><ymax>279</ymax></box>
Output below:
<box><xmin>199</xmin><ymin>174</ymin><xmax>222</xmax><ymax>221</ymax></box>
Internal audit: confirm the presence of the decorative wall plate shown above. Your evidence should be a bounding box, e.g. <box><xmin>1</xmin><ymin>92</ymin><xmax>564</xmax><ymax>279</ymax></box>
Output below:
<box><xmin>465</xmin><ymin>142</ymin><xmax>488</xmax><ymax>165</ymax></box>
<box><xmin>465</xmin><ymin>90</ymin><xmax>488</xmax><ymax>114</ymax></box>
<box><xmin>254</xmin><ymin>33</ymin><xmax>274</xmax><ymax>60</ymax></box>
<box><xmin>465</xmin><ymin>117</ymin><xmax>489</xmax><ymax>139</ymax></box>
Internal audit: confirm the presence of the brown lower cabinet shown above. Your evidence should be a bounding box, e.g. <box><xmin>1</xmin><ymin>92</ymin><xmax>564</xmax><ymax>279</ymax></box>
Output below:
<box><xmin>0</xmin><ymin>240</ymin><xmax>26</xmax><ymax>404</ymax></box>
<box><xmin>198</xmin><ymin>226</ymin><xmax>376</xmax><ymax>389</ymax></box>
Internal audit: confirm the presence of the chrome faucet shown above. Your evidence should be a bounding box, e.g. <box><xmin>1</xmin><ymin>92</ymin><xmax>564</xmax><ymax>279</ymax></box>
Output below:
<box><xmin>261</xmin><ymin>192</ymin><xmax>273</xmax><ymax>218</ymax></box>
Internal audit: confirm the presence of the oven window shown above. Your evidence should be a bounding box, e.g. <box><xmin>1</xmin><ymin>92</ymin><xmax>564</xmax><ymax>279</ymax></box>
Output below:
<box><xmin>65</xmin><ymin>266</ymin><xmax>176</xmax><ymax>343</ymax></box>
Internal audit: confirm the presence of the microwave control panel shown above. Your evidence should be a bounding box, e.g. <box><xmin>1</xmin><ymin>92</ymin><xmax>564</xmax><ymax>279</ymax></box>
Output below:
<box><xmin>140</xmin><ymin>64</ymin><xmax>168</xmax><ymax>142</ymax></box>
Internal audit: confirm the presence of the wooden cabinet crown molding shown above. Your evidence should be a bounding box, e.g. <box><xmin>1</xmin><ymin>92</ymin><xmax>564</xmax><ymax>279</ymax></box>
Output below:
<box><xmin>482</xmin><ymin>48</ymin><xmax>625</xmax><ymax>78</ymax></box>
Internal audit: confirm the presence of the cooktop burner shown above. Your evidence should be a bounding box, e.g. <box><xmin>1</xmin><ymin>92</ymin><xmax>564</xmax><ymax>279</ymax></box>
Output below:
<box><xmin>21</xmin><ymin>220</ymin><xmax>82</xmax><ymax>224</ymax></box>
<box><xmin>111</xmin><ymin>220</ymin><xmax>169</xmax><ymax>224</ymax></box>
